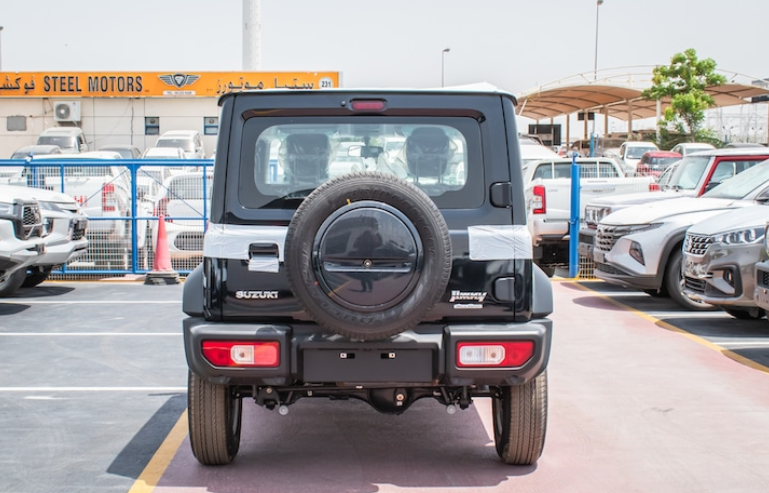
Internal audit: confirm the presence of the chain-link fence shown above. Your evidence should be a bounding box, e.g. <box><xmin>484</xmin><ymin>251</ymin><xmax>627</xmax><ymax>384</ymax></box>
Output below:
<box><xmin>0</xmin><ymin>158</ymin><xmax>212</xmax><ymax>279</ymax></box>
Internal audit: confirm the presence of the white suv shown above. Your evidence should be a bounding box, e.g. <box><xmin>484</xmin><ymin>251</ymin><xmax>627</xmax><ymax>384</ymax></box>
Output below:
<box><xmin>0</xmin><ymin>192</ymin><xmax>45</xmax><ymax>296</ymax></box>
<box><xmin>593</xmin><ymin>159</ymin><xmax>769</xmax><ymax>310</ymax></box>
<box><xmin>36</xmin><ymin>127</ymin><xmax>89</xmax><ymax>154</ymax></box>
<box><xmin>154</xmin><ymin>130</ymin><xmax>205</xmax><ymax>160</ymax></box>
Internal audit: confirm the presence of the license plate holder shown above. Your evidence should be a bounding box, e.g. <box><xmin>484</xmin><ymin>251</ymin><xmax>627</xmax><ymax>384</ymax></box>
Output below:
<box><xmin>302</xmin><ymin>347</ymin><xmax>434</xmax><ymax>383</ymax></box>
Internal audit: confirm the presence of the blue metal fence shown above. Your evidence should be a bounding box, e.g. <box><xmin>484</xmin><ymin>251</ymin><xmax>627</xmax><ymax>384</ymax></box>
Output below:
<box><xmin>0</xmin><ymin>158</ymin><xmax>213</xmax><ymax>277</ymax></box>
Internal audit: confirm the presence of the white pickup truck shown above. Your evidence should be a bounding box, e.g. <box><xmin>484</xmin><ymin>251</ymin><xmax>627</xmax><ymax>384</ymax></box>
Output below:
<box><xmin>524</xmin><ymin>157</ymin><xmax>655</xmax><ymax>276</ymax></box>
<box><xmin>15</xmin><ymin>153</ymin><xmax>149</xmax><ymax>269</ymax></box>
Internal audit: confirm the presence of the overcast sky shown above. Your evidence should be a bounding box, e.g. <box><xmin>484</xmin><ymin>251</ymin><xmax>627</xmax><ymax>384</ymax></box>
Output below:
<box><xmin>2</xmin><ymin>0</ymin><xmax>767</xmax><ymax>137</ymax></box>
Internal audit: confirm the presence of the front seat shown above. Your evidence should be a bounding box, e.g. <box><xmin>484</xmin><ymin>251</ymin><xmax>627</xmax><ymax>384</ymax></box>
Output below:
<box><xmin>281</xmin><ymin>133</ymin><xmax>332</xmax><ymax>187</ymax></box>
<box><xmin>405</xmin><ymin>127</ymin><xmax>451</xmax><ymax>182</ymax></box>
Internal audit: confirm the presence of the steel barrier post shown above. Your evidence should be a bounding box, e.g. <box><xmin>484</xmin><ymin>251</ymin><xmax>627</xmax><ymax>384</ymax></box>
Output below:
<box><xmin>569</xmin><ymin>153</ymin><xmax>581</xmax><ymax>278</ymax></box>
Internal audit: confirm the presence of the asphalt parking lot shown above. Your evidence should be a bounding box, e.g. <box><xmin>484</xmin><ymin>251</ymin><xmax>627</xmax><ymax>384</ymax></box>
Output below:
<box><xmin>1</xmin><ymin>279</ymin><xmax>769</xmax><ymax>493</ymax></box>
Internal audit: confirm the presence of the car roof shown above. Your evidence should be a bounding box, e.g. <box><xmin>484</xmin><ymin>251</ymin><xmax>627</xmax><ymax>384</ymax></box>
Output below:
<box><xmin>39</xmin><ymin>127</ymin><xmax>84</xmax><ymax>135</ymax></box>
<box><xmin>158</xmin><ymin>130</ymin><xmax>199</xmax><ymax>137</ymax></box>
<box><xmin>687</xmin><ymin>147</ymin><xmax>769</xmax><ymax>157</ymax></box>
<box><xmin>643</xmin><ymin>151</ymin><xmax>681</xmax><ymax>157</ymax></box>
<box><xmin>13</xmin><ymin>144</ymin><xmax>62</xmax><ymax>153</ymax></box>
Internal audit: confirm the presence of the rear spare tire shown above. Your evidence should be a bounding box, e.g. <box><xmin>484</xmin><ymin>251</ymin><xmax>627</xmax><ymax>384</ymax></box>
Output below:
<box><xmin>285</xmin><ymin>172</ymin><xmax>452</xmax><ymax>341</ymax></box>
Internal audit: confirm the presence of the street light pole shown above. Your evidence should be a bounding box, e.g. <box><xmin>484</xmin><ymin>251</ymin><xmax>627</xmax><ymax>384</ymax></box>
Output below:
<box><xmin>441</xmin><ymin>48</ymin><xmax>450</xmax><ymax>87</ymax></box>
<box><xmin>593</xmin><ymin>0</ymin><xmax>603</xmax><ymax>81</ymax></box>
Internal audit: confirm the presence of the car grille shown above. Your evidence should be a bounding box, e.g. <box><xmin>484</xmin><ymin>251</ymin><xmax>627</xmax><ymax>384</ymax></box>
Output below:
<box><xmin>683</xmin><ymin>233</ymin><xmax>712</xmax><ymax>255</ymax></box>
<box><xmin>684</xmin><ymin>276</ymin><xmax>707</xmax><ymax>293</ymax></box>
<box><xmin>578</xmin><ymin>232</ymin><xmax>593</xmax><ymax>244</ymax></box>
<box><xmin>758</xmin><ymin>268</ymin><xmax>769</xmax><ymax>289</ymax></box>
<box><xmin>174</xmin><ymin>232</ymin><xmax>204</xmax><ymax>251</ymax></box>
<box><xmin>71</xmin><ymin>220</ymin><xmax>87</xmax><ymax>241</ymax></box>
<box><xmin>595</xmin><ymin>262</ymin><xmax>624</xmax><ymax>275</ymax></box>
<box><xmin>595</xmin><ymin>225</ymin><xmax>624</xmax><ymax>252</ymax></box>
<box><xmin>17</xmin><ymin>200</ymin><xmax>43</xmax><ymax>240</ymax></box>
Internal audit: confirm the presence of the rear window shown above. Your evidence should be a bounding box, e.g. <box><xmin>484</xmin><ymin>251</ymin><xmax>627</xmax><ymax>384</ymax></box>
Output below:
<box><xmin>157</xmin><ymin>138</ymin><xmax>195</xmax><ymax>152</ymax></box>
<box><xmin>532</xmin><ymin>160</ymin><xmax>620</xmax><ymax>179</ymax></box>
<box><xmin>237</xmin><ymin>117</ymin><xmax>483</xmax><ymax>209</ymax></box>
<box><xmin>37</xmin><ymin>136</ymin><xmax>77</xmax><ymax>150</ymax></box>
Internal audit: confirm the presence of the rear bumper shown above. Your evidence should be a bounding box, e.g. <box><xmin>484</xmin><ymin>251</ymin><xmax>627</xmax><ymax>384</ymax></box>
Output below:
<box><xmin>184</xmin><ymin>318</ymin><xmax>552</xmax><ymax>388</ymax></box>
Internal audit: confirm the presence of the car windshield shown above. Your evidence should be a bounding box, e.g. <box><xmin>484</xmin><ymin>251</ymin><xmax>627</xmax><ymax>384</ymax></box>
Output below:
<box><xmin>157</xmin><ymin>138</ymin><xmax>194</xmax><ymax>152</ymax></box>
<box><xmin>626</xmin><ymin>146</ymin><xmax>657</xmax><ymax>159</ymax></box>
<box><xmin>702</xmin><ymin>158</ymin><xmax>769</xmax><ymax>199</ymax></box>
<box><xmin>239</xmin><ymin>118</ymin><xmax>481</xmax><ymax>209</ymax></box>
<box><xmin>38</xmin><ymin>136</ymin><xmax>76</xmax><ymax>151</ymax></box>
<box><xmin>666</xmin><ymin>156</ymin><xmax>710</xmax><ymax>189</ymax></box>
<box><xmin>648</xmin><ymin>156</ymin><xmax>680</xmax><ymax>168</ymax></box>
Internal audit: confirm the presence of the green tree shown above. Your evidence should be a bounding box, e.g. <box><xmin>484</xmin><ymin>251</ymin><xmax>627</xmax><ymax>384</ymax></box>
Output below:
<box><xmin>642</xmin><ymin>48</ymin><xmax>727</xmax><ymax>143</ymax></box>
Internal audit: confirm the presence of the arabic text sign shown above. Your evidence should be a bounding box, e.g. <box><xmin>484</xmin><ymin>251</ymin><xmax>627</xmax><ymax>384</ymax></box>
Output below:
<box><xmin>0</xmin><ymin>72</ymin><xmax>340</xmax><ymax>97</ymax></box>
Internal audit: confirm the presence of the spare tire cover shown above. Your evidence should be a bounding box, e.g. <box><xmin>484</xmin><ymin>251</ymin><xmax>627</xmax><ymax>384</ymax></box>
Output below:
<box><xmin>285</xmin><ymin>172</ymin><xmax>452</xmax><ymax>340</ymax></box>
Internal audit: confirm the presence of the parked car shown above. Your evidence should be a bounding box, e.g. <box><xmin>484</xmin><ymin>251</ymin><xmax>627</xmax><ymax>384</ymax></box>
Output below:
<box><xmin>10</xmin><ymin>144</ymin><xmax>63</xmax><ymax>159</ymax></box>
<box><xmin>593</xmin><ymin>158</ymin><xmax>769</xmax><ymax>310</ymax></box>
<box><xmin>579</xmin><ymin>147</ymin><xmax>769</xmax><ymax>260</ymax></box>
<box><xmin>36</xmin><ymin>127</ymin><xmax>88</xmax><ymax>154</ymax></box>
<box><xmin>0</xmin><ymin>192</ymin><xmax>45</xmax><ymax>296</ymax></box>
<box><xmin>670</xmin><ymin>142</ymin><xmax>716</xmax><ymax>156</ymax></box>
<box><xmin>524</xmin><ymin>157</ymin><xmax>654</xmax><ymax>276</ymax></box>
<box><xmin>98</xmin><ymin>145</ymin><xmax>142</xmax><ymax>159</ymax></box>
<box><xmin>634</xmin><ymin>151</ymin><xmax>682</xmax><ymax>177</ymax></box>
<box><xmin>22</xmin><ymin>152</ymin><xmax>149</xmax><ymax>270</ymax></box>
<box><xmin>682</xmin><ymin>205</ymin><xmax>767</xmax><ymax>320</ymax></box>
<box><xmin>151</xmin><ymin>171</ymin><xmax>212</xmax><ymax>269</ymax></box>
<box><xmin>154</xmin><ymin>130</ymin><xmax>205</xmax><ymax>159</ymax></box>
<box><xmin>0</xmin><ymin>184</ymin><xmax>88</xmax><ymax>287</ymax></box>
<box><xmin>617</xmin><ymin>141</ymin><xmax>659</xmax><ymax>174</ymax></box>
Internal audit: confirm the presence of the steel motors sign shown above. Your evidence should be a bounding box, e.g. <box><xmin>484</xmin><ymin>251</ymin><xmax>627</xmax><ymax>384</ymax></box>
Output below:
<box><xmin>0</xmin><ymin>71</ymin><xmax>340</xmax><ymax>97</ymax></box>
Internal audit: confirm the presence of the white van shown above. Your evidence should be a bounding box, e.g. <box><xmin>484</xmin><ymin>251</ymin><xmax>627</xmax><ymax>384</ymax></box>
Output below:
<box><xmin>154</xmin><ymin>130</ymin><xmax>205</xmax><ymax>159</ymax></box>
<box><xmin>36</xmin><ymin>127</ymin><xmax>89</xmax><ymax>154</ymax></box>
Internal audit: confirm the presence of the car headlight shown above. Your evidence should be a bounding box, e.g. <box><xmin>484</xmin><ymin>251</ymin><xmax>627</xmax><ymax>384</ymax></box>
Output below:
<box><xmin>0</xmin><ymin>203</ymin><xmax>13</xmax><ymax>217</ymax></box>
<box><xmin>713</xmin><ymin>227</ymin><xmax>764</xmax><ymax>246</ymax></box>
<box><xmin>585</xmin><ymin>206</ymin><xmax>612</xmax><ymax>226</ymax></box>
<box><xmin>614</xmin><ymin>223</ymin><xmax>663</xmax><ymax>235</ymax></box>
<box><xmin>764</xmin><ymin>223</ymin><xmax>769</xmax><ymax>253</ymax></box>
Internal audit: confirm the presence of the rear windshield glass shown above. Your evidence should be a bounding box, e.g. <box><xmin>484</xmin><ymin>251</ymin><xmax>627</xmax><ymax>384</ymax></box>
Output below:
<box><xmin>237</xmin><ymin>117</ymin><xmax>483</xmax><ymax>209</ymax></box>
<box><xmin>37</xmin><ymin>136</ymin><xmax>76</xmax><ymax>150</ymax></box>
<box><xmin>157</xmin><ymin>138</ymin><xmax>195</xmax><ymax>152</ymax></box>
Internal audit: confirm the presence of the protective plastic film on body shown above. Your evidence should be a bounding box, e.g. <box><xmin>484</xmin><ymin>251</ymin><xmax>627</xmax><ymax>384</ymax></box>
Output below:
<box><xmin>467</xmin><ymin>225</ymin><xmax>533</xmax><ymax>260</ymax></box>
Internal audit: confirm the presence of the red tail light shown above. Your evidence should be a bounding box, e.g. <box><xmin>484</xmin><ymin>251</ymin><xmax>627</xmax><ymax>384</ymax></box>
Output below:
<box><xmin>102</xmin><ymin>183</ymin><xmax>116</xmax><ymax>212</ymax></box>
<box><xmin>532</xmin><ymin>185</ymin><xmax>546</xmax><ymax>214</ymax></box>
<box><xmin>456</xmin><ymin>341</ymin><xmax>534</xmax><ymax>368</ymax></box>
<box><xmin>649</xmin><ymin>182</ymin><xmax>660</xmax><ymax>191</ymax></box>
<box><xmin>202</xmin><ymin>341</ymin><xmax>280</xmax><ymax>367</ymax></box>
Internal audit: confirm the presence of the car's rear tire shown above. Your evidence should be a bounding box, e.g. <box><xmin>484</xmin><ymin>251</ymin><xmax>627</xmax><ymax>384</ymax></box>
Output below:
<box><xmin>493</xmin><ymin>370</ymin><xmax>548</xmax><ymax>465</ymax></box>
<box><xmin>187</xmin><ymin>371</ymin><xmax>242</xmax><ymax>465</ymax></box>
<box><xmin>22</xmin><ymin>266</ymin><xmax>53</xmax><ymax>288</ymax></box>
<box><xmin>0</xmin><ymin>269</ymin><xmax>27</xmax><ymax>297</ymax></box>
<box><xmin>285</xmin><ymin>172</ymin><xmax>452</xmax><ymax>341</ymax></box>
<box><xmin>665</xmin><ymin>249</ymin><xmax>714</xmax><ymax>311</ymax></box>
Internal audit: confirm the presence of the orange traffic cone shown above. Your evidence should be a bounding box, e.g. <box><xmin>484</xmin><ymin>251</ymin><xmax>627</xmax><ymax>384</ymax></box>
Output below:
<box><xmin>144</xmin><ymin>214</ymin><xmax>180</xmax><ymax>285</ymax></box>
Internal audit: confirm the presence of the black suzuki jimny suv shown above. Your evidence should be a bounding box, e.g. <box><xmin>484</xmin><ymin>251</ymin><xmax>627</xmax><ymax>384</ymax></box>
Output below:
<box><xmin>182</xmin><ymin>88</ymin><xmax>554</xmax><ymax>466</ymax></box>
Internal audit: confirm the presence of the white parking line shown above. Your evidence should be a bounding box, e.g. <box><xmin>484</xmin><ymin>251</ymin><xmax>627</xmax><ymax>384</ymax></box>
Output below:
<box><xmin>0</xmin><ymin>333</ymin><xmax>179</xmax><ymax>336</ymax></box>
<box><xmin>1</xmin><ymin>300</ymin><xmax>180</xmax><ymax>304</ymax></box>
<box><xmin>0</xmin><ymin>387</ymin><xmax>187</xmax><ymax>392</ymax></box>
<box><xmin>717</xmin><ymin>341</ymin><xmax>769</xmax><ymax>347</ymax></box>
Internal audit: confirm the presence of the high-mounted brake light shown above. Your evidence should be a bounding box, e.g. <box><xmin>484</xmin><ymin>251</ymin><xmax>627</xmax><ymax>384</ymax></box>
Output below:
<box><xmin>532</xmin><ymin>185</ymin><xmax>546</xmax><ymax>214</ymax></box>
<box><xmin>202</xmin><ymin>341</ymin><xmax>280</xmax><ymax>367</ymax></box>
<box><xmin>456</xmin><ymin>341</ymin><xmax>534</xmax><ymax>368</ymax></box>
<box><xmin>349</xmin><ymin>100</ymin><xmax>386</xmax><ymax>111</ymax></box>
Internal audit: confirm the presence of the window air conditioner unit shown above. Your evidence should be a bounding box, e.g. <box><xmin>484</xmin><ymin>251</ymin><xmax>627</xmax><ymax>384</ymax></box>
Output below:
<box><xmin>54</xmin><ymin>101</ymin><xmax>81</xmax><ymax>122</ymax></box>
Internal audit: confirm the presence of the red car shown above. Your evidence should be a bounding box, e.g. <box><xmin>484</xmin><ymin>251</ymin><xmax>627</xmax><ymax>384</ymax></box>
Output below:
<box><xmin>634</xmin><ymin>150</ymin><xmax>682</xmax><ymax>177</ymax></box>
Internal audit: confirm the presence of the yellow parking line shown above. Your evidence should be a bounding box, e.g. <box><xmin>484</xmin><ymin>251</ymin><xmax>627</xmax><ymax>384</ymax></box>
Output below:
<box><xmin>127</xmin><ymin>410</ymin><xmax>188</xmax><ymax>493</ymax></box>
<box><xmin>570</xmin><ymin>282</ymin><xmax>769</xmax><ymax>375</ymax></box>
